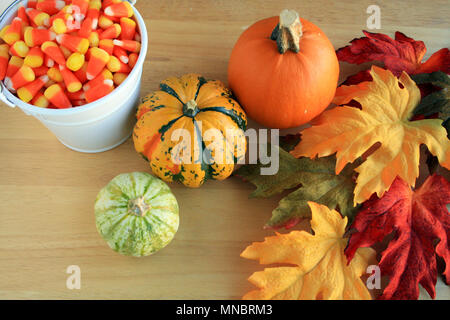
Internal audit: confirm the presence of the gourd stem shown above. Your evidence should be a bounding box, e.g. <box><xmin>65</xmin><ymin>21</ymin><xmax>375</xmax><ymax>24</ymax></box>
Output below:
<box><xmin>128</xmin><ymin>197</ymin><xmax>150</xmax><ymax>217</ymax></box>
<box><xmin>271</xmin><ymin>9</ymin><xmax>303</xmax><ymax>54</ymax></box>
<box><xmin>183</xmin><ymin>99</ymin><xmax>200</xmax><ymax>117</ymax></box>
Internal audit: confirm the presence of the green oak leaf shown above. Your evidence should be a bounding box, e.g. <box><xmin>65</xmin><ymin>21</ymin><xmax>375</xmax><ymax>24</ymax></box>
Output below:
<box><xmin>235</xmin><ymin>138</ymin><xmax>360</xmax><ymax>229</ymax></box>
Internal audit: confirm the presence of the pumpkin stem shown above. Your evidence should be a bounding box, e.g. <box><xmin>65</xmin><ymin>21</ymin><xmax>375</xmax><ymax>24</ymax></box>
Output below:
<box><xmin>183</xmin><ymin>99</ymin><xmax>200</xmax><ymax>117</ymax></box>
<box><xmin>271</xmin><ymin>9</ymin><xmax>303</xmax><ymax>54</ymax></box>
<box><xmin>128</xmin><ymin>197</ymin><xmax>151</xmax><ymax>217</ymax></box>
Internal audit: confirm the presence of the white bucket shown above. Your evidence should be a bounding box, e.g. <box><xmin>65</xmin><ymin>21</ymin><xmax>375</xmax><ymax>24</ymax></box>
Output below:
<box><xmin>0</xmin><ymin>0</ymin><xmax>148</xmax><ymax>153</ymax></box>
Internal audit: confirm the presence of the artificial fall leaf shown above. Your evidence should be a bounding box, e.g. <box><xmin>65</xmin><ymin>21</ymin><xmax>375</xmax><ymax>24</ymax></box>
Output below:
<box><xmin>241</xmin><ymin>202</ymin><xmax>376</xmax><ymax>300</ymax></box>
<box><xmin>235</xmin><ymin>140</ymin><xmax>359</xmax><ymax>229</ymax></box>
<box><xmin>337</xmin><ymin>30</ymin><xmax>450</xmax><ymax>76</ymax></box>
<box><xmin>292</xmin><ymin>66</ymin><xmax>450</xmax><ymax>204</ymax></box>
<box><xmin>346</xmin><ymin>175</ymin><xmax>450</xmax><ymax>300</ymax></box>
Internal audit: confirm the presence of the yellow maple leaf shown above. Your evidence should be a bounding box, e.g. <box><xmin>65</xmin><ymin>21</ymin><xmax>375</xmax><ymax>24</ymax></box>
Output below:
<box><xmin>241</xmin><ymin>202</ymin><xmax>376</xmax><ymax>300</ymax></box>
<box><xmin>292</xmin><ymin>66</ymin><xmax>450</xmax><ymax>204</ymax></box>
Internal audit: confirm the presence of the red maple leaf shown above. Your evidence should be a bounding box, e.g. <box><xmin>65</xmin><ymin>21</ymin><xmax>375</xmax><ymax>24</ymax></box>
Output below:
<box><xmin>345</xmin><ymin>175</ymin><xmax>450</xmax><ymax>300</ymax></box>
<box><xmin>337</xmin><ymin>31</ymin><xmax>450</xmax><ymax>76</ymax></box>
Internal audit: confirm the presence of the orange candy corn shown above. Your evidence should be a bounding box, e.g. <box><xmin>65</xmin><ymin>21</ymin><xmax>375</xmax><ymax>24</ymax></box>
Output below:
<box><xmin>86</xmin><ymin>47</ymin><xmax>109</xmax><ymax>80</ymax></box>
<box><xmin>52</xmin><ymin>17</ymin><xmax>68</xmax><ymax>34</ymax></box>
<box><xmin>78</xmin><ymin>17</ymin><xmax>93</xmax><ymax>38</ymax></box>
<box><xmin>36</xmin><ymin>0</ymin><xmax>66</xmax><ymax>15</ymax></box>
<box><xmin>2</xmin><ymin>17</ymin><xmax>22</xmax><ymax>45</ymax></box>
<box><xmin>59</xmin><ymin>65</ymin><xmax>82</xmax><ymax>92</ymax></box>
<box><xmin>44</xmin><ymin>55</ymin><xmax>55</xmax><ymax>68</ymax></box>
<box><xmin>5</xmin><ymin>65</ymin><xmax>35</xmax><ymax>91</ymax></box>
<box><xmin>87</xmin><ymin>0</ymin><xmax>101</xmax><ymax>29</ymax></box>
<box><xmin>83</xmin><ymin>68</ymin><xmax>112</xmax><ymax>91</ymax></box>
<box><xmin>56</xmin><ymin>34</ymin><xmax>89</xmax><ymax>54</ymax></box>
<box><xmin>26</xmin><ymin>8</ymin><xmax>50</xmax><ymax>27</ymax></box>
<box><xmin>66</xmin><ymin>52</ymin><xmax>85</xmax><ymax>71</ymax></box>
<box><xmin>24</xmin><ymin>46</ymin><xmax>44</xmax><ymax>68</ymax></box>
<box><xmin>88</xmin><ymin>31</ymin><xmax>100</xmax><ymax>47</ymax></box>
<box><xmin>41</xmin><ymin>41</ymin><xmax>66</xmax><ymax>66</ymax></box>
<box><xmin>6</xmin><ymin>56</ymin><xmax>24</xmax><ymax>77</ymax></box>
<box><xmin>98</xmin><ymin>39</ymin><xmax>114</xmax><ymax>55</ymax></box>
<box><xmin>106</xmin><ymin>55</ymin><xmax>130</xmax><ymax>73</ymax></box>
<box><xmin>24</xmin><ymin>27</ymin><xmax>56</xmax><ymax>47</ymax></box>
<box><xmin>0</xmin><ymin>44</ymin><xmax>10</xmax><ymax>80</ymax></box>
<box><xmin>17</xmin><ymin>75</ymin><xmax>49</xmax><ymax>102</ymax></box>
<box><xmin>31</xmin><ymin>91</ymin><xmax>50</xmax><ymax>108</ymax></box>
<box><xmin>112</xmin><ymin>39</ymin><xmax>140</xmax><ymax>53</ymax></box>
<box><xmin>113</xmin><ymin>45</ymin><xmax>128</xmax><ymax>63</ymax></box>
<box><xmin>104</xmin><ymin>2</ymin><xmax>133</xmax><ymax>18</ymax></box>
<box><xmin>72</xmin><ymin>0</ymin><xmax>90</xmax><ymax>19</ymax></box>
<box><xmin>119</xmin><ymin>17</ymin><xmax>135</xmax><ymax>40</ymax></box>
<box><xmin>128</xmin><ymin>52</ymin><xmax>138</xmax><ymax>69</ymax></box>
<box><xmin>44</xmin><ymin>83</ymin><xmax>72</xmax><ymax>108</ymax></box>
<box><xmin>10</xmin><ymin>41</ymin><xmax>30</xmax><ymax>58</ymax></box>
<box><xmin>32</xmin><ymin>65</ymin><xmax>49</xmax><ymax>77</ymax></box>
<box><xmin>99</xmin><ymin>23</ymin><xmax>120</xmax><ymax>39</ymax></box>
<box><xmin>17</xmin><ymin>7</ymin><xmax>30</xmax><ymax>27</ymax></box>
<box><xmin>74</xmin><ymin>61</ymin><xmax>88</xmax><ymax>83</ymax></box>
<box><xmin>67</xmin><ymin>89</ymin><xmax>85</xmax><ymax>101</ymax></box>
<box><xmin>85</xmin><ymin>78</ymin><xmax>113</xmax><ymax>102</ymax></box>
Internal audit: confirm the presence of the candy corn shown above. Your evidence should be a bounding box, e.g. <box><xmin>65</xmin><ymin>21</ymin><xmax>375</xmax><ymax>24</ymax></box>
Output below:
<box><xmin>5</xmin><ymin>65</ymin><xmax>35</xmax><ymax>91</ymax></box>
<box><xmin>44</xmin><ymin>83</ymin><xmax>72</xmax><ymax>108</ymax></box>
<box><xmin>85</xmin><ymin>78</ymin><xmax>113</xmax><ymax>102</ymax></box>
<box><xmin>31</xmin><ymin>91</ymin><xmax>50</xmax><ymax>108</ymax></box>
<box><xmin>74</xmin><ymin>61</ymin><xmax>88</xmax><ymax>83</ymax></box>
<box><xmin>113</xmin><ymin>45</ymin><xmax>128</xmax><ymax>63</ymax></box>
<box><xmin>24</xmin><ymin>46</ymin><xmax>44</xmax><ymax>67</ymax></box>
<box><xmin>119</xmin><ymin>17</ymin><xmax>135</xmax><ymax>40</ymax></box>
<box><xmin>24</xmin><ymin>27</ymin><xmax>56</xmax><ymax>47</ymax></box>
<box><xmin>88</xmin><ymin>31</ymin><xmax>100</xmax><ymax>47</ymax></box>
<box><xmin>106</xmin><ymin>55</ymin><xmax>130</xmax><ymax>73</ymax></box>
<box><xmin>32</xmin><ymin>65</ymin><xmax>49</xmax><ymax>77</ymax></box>
<box><xmin>66</xmin><ymin>52</ymin><xmax>85</xmax><ymax>71</ymax></box>
<box><xmin>98</xmin><ymin>14</ymin><xmax>113</xmax><ymax>29</ymax></box>
<box><xmin>17</xmin><ymin>75</ymin><xmax>49</xmax><ymax>102</ymax></box>
<box><xmin>98</xmin><ymin>39</ymin><xmax>114</xmax><ymax>55</ymax></box>
<box><xmin>128</xmin><ymin>52</ymin><xmax>138</xmax><ymax>69</ymax></box>
<box><xmin>0</xmin><ymin>44</ymin><xmax>10</xmax><ymax>80</ymax></box>
<box><xmin>72</xmin><ymin>0</ymin><xmax>89</xmax><ymax>21</ymax></box>
<box><xmin>2</xmin><ymin>17</ymin><xmax>22</xmax><ymax>45</ymax></box>
<box><xmin>104</xmin><ymin>2</ymin><xmax>133</xmax><ymax>18</ymax></box>
<box><xmin>2</xmin><ymin>0</ymin><xmax>142</xmax><ymax>108</ymax></box>
<box><xmin>41</xmin><ymin>41</ymin><xmax>66</xmax><ymax>65</ymax></box>
<box><xmin>6</xmin><ymin>56</ymin><xmax>24</xmax><ymax>77</ymax></box>
<box><xmin>26</xmin><ymin>8</ymin><xmax>50</xmax><ymax>27</ymax></box>
<box><xmin>56</xmin><ymin>34</ymin><xmax>89</xmax><ymax>54</ymax></box>
<box><xmin>86</xmin><ymin>47</ymin><xmax>109</xmax><ymax>80</ymax></box>
<box><xmin>112</xmin><ymin>39</ymin><xmax>140</xmax><ymax>52</ymax></box>
<box><xmin>83</xmin><ymin>68</ymin><xmax>112</xmax><ymax>91</ymax></box>
<box><xmin>113</xmin><ymin>72</ymin><xmax>127</xmax><ymax>86</ymax></box>
<box><xmin>59</xmin><ymin>64</ymin><xmax>82</xmax><ymax>92</ymax></box>
<box><xmin>47</xmin><ymin>66</ymin><xmax>63</xmax><ymax>82</ymax></box>
<box><xmin>99</xmin><ymin>23</ymin><xmax>120</xmax><ymax>39</ymax></box>
<box><xmin>87</xmin><ymin>0</ymin><xmax>101</xmax><ymax>29</ymax></box>
<box><xmin>10</xmin><ymin>41</ymin><xmax>30</xmax><ymax>58</ymax></box>
<box><xmin>67</xmin><ymin>89</ymin><xmax>85</xmax><ymax>101</ymax></box>
<box><xmin>17</xmin><ymin>7</ymin><xmax>30</xmax><ymax>27</ymax></box>
<box><xmin>37</xmin><ymin>0</ymin><xmax>66</xmax><ymax>15</ymax></box>
<box><xmin>44</xmin><ymin>55</ymin><xmax>55</xmax><ymax>68</ymax></box>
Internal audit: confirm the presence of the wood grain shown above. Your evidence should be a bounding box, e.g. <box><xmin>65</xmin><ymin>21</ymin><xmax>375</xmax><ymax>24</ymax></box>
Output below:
<box><xmin>0</xmin><ymin>0</ymin><xmax>449</xmax><ymax>300</ymax></box>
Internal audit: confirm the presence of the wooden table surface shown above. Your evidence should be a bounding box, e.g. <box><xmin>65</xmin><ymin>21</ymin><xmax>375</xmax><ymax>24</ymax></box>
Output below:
<box><xmin>0</xmin><ymin>0</ymin><xmax>449</xmax><ymax>300</ymax></box>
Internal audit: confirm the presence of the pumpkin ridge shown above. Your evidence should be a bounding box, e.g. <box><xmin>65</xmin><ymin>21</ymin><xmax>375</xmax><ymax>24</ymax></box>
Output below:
<box><xmin>194</xmin><ymin>76</ymin><xmax>208</xmax><ymax>100</ymax></box>
<box><xmin>199</xmin><ymin>106</ymin><xmax>247</xmax><ymax>131</ymax></box>
<box><xmin>194</xmin><ymin>119</ymin><xmax>213</xmax><ymax>181</ymax></box>
<box><xmin>160</xmin><ymin>83</ymin><xmax>184</xmax><ymax>104</ymax></box>
<box><xmin>158</xmin><ymin>115</ymin><xmax>184</xmax><ymax>141</ymax></box>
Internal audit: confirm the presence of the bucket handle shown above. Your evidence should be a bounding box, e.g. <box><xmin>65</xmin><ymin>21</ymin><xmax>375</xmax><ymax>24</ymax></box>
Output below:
<box><xmin>0</xmin><ymin>83</ymin><xmax>16</xmax><ymax>109</ymax></box>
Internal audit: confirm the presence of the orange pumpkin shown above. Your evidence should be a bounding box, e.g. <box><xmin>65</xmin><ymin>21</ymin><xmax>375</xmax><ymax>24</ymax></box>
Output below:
<box><xmin>228</xmin><ymin>9</ymin><xmax>339</xmax><ymax>129</ymax></box>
